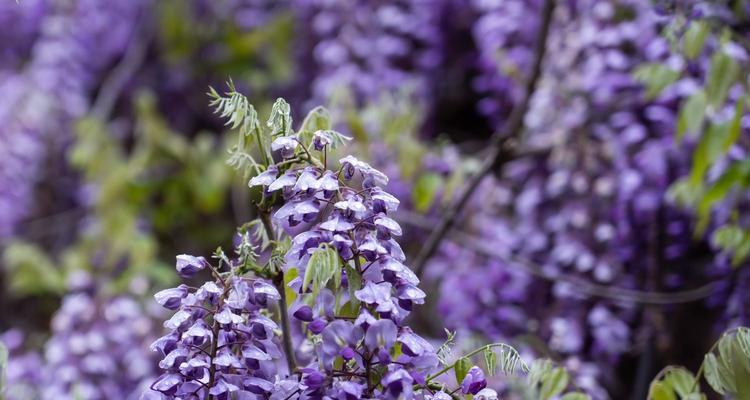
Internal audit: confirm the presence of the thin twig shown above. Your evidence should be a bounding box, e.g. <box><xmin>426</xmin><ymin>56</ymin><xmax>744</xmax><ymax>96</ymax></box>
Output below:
<box><xmin>399</xmin><ymin>211</ymin><xmax>719</xmax><ymax>305</ymax></box>
<box><xmin>413</xmin><ymin>0</ymin><xmax>557</xmax><ymax>277</ymax></box>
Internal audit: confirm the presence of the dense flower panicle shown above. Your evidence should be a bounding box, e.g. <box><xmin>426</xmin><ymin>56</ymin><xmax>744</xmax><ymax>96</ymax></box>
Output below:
<box><xmin>40</xmin><ymin>289</ymin><xmax>156</xmax><ymax>400</ymax></box>
<box><xmin>293</xmin><ymin>0</ymin><xmax>444</xmax><ymax>109</ymax></box>
<box><xmin>256</xmin><ymin>153</ymin><xmax>438</xmax><ymax>398</ymax></box>
<box><xmin>147</xmin><ymin>260</ymin><xmax>283</xmax><ymax>399</ymax></box>
<box><xmin>0</xmin><ymin>0</ymin><xmax>146</xmax><ymax>238</ymax></box>
<box><xmin>150</xmin><ymin>89</ymin><xmax>440</xmax><ymax>398</ymax></box>
<box><xmin>426</xmin><ymin>1</ymin><xmax>715</xmax><ymax>396</ymax></box>
<box><xmin>471</xmin><ymin>0</ymin><xmax>542</xmax><ymax>126</ymax></box>
<box><xmin>0</xmin><ymin>329</ymin><xmax>45</xmax><ymax>400</ymax></box>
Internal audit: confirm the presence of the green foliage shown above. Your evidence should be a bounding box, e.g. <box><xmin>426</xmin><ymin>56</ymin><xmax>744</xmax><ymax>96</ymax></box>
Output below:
<box><xmin>705</xmin><ymin>50</ymin><xmax>740</xmax><ymax>108</ymax></box>
<box><xmin>3</xmin><ymin>91</ymin><xmax>233</xmax><ymax>297</ymax></box>
<box><xmin>413</xmin><ymin>173</ymin><xmax>442</xmax><ymax>213</ymax></box>
<box><xmin>633</xmin><ymin>63</ymin><xmax>680</xmax><ymax>99</ymax></box>
<box><xmin>454</xmin><ymin>357</ymin><xmax>472</xmax><ymax>384</ymax></box>
<box><xmin>683</xmin><ymin>21</ymin><xmax>709</xmax><ymax>59</ymax></box>
<box><xmin>676</xmin><ymin>90</ymin><xmax>706</xmax><ymax>141</ymax></box>
<box><xmin>647</xmin><ymin>327</ymin><xmax>750</xmax><ymax>399</ymax></box>
<box><xmin>302</xmin><ymin>245</ymin><xmax>341</xmax><ymax>297</ymax></box>
<box><xmin>648</xmin><ymin>367</ymin><xmax>703</xmax><ymax>400</ymax></box>
<box><xmin>436</xmin><ymin>329</ymin><xmax>457</xmax><ymax>366</ymax></box>
<box><xmin>655</xmin><ymin>17</ymin><xmax>750</xmax><ymax>263</ymax></box>
<box><xmin>2</xmin><ymin>241</ymin><xmax>65</xmax><ymax>295</ymax></box>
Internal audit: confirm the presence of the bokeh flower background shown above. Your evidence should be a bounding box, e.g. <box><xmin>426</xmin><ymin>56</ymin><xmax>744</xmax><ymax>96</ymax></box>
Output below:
<box><xmin>1</xmin><ymin>0</ymin><xmax>750</xmax><ymax>399</ymax></box>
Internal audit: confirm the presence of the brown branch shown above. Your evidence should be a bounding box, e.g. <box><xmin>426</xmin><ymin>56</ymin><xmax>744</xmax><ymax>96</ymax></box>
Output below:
<box><xmin>412</xmin><ymin>0</ymin><xmax>557</xmax><ymax>277</ymax></box>
<box><xmin>259</xmin><ymin>210</ymin><xmax>297</xmax><ymax>374</ymax></box>
<box><xmin>399</xmin><ymin>211</ymin><xmax>719</xmax><ymax>305</ymax></box>
<box><xmin>90</xmin><ymin>12</ymin><xmax>152</xmax><ymax>121</ymax></box>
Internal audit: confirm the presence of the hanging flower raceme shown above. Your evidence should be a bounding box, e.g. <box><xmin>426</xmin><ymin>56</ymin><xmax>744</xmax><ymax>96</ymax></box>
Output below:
<box><xmin>147</xmin><ymin>255</ymin><xmax>284</xmax><ymax>399</ymax></box>
<box><xmin>143</xmin><ymin>91</ymin><xmax>443</xmax><ymax>399</ymax></box>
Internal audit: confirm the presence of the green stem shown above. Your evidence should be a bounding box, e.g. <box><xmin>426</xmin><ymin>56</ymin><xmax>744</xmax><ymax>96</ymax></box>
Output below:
<box><xmin>254</xmin><ymin>125</ymin><xmax>269</xmax><ymax>166</ymax></box>
<box><xmin>426</xmin><ymin>343</ymin><xmax>528</xmax><ymax>383</ymax></box>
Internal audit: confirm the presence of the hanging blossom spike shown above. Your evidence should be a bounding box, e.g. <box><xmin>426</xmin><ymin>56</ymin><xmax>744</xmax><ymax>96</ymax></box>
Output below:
<box><xmin>147</xmin><ymin>93</ymin><xmax>441</xmax><ymax>399</ymax></box>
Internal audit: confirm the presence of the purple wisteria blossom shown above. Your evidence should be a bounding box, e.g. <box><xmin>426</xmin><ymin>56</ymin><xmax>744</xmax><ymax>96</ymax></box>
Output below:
<box><xmin>147</xmin><ymin>255</ymin><xmax>283</xmax><ymax>399</ymax></box>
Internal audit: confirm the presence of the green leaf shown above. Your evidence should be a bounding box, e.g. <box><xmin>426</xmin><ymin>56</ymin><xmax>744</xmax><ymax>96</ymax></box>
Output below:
<box><xmin>634</xmin><ymin>63</ymin><xmax>681</xmax><ymax>99</ymax></box>
<box><xmin>484</xmin><ymin>347</ymin><xmax>497</xmax><ymax>376</ymax></box>
<box><xmin>706</xmin><ymin>51</ymin><xmax>740</xmax><ymax>108</ymax></box>
<box><xmin>683</xmin><ymin>21</ymin><xmax>709</xmax><ymax>59</ymax></box>
<box><xmin>345</xmin><ymin>262</ymin><xmax>361</xmax><ymax>309</ymax></box>
<box><xmin>649</xmin><ymin>381</ymin><xmax>676</xmax><ymax>400</ymax></box>
<box><xmin>717</xmin><ymin>336</ymin><xmax>738</xmax><ymax>393</ymax></box>
<box><xmin>689</xmin><ymin>120</ymin><xmax>735</xmax><ymax>189</ymax></box>
<box><xmin>677</xmin><ymin>90</ymin><xmax>706</xmax><ymax>141</ymax></box>
<box><xmin>2</xmin><ymin>241</ymin><xmax>65</xmax><ymax>295</ymax></box>
<box><xmin>302</xmin><ymin>245</ymin><xmax>340</xmax><ymax>297</ymax></box>
<box><xmin>737</xmin><ymin>328</ymin><xmax>750</xmax><ymax>359</ymax></box>
<box><xmin>267</xmin><ymin>98</ymin><xmax>292</xmax><ymax>137</ymax></box>
<box><xmin>412</xmin><ymin>173</ymin><xmax>442</xmax><ymax>212</ymax></box>
<box><xmin>527</xmin><ymin>359</ymin><xmax>554</xmax><ymax>388</ymax></box>
<box><xmin>454</xmin><ymin>357</ymin><xmax>472</xmax><ymax>384</ymax></box>
<box><xmin>664</xmin><ymin>368</ymin><xmax>698</xmax><ymax>397</ymax></box>
<box><xmin>731</xmin><ymin>337</ymin><xmax>750</xmax><ymax>399</ymax></box>
<box><xmin>704</xmin><ymin>353</ymin><xmax>726</xmax><ymax>394</ymax></box>
<box><xmin>540</xmin><ymin>367</ymin><xmax>569</xmax><ymax>400</ymax></box>
<box><xmin>284</xmin><ymin>268</ymin><xmax>299</xmax><ymax>304</ymax></box>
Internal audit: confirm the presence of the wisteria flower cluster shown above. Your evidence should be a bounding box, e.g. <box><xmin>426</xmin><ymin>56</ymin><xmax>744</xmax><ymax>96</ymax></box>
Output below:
<box><xmin>144</xmin><ymin>91</ymin><xmax>493</xmax><ymax>399</ymax></box>
<box><xmin>147</xmin><ymin>257</ymin><xmax>285</xmax><ymax>399</ymax></box>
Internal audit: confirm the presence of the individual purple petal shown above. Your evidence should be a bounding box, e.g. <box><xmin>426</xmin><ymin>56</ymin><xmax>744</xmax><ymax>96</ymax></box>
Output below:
<box><xmin>196</xmin><ymin>281</ymin><xmax>222</xmax><ymax>304</ymax></box>
<box><xmin>293</xmin><ymin>167</ymin><xmax>320</xmax><ymax>193</ymax></box>
<box><xmin>163</xmin><ymin>310</ymin><xmax>192</xmax><ymax>331</ymax></box>
<box><xmin>175</xmin><ymin>255</ymin><xmax>207</xmax><ymax>278</ymax></box>
<box><xmin>158</xmin><ymin>347</ymin><xmax>189</xmax><ymax>370</ymax></box>
<box><xmin>249</xmin><ymin>165</ymin><xmax>278</xmax><ymax>188</ymax></box>
<box><xmin>268</xmin><ymin>171</ymin><xmax>298</xmax><ymax>192</ymax></box>
<box><xmin>334</xmin><ymin>198</ymin><xmax>367</xmax><ymax>214</ymax></box>
<box><xmin>152</xmin><ymin>373</ymin><xmax>183</xmax><ymax>395</ymax></box>
<box><xmin>154</xmin><ymin>285</ymin><xmax>188</xmax><ymax>310</ymax></box>
<box><xmin>183</xmin><ymin>320</ymin><xmax>213</xmax><ymax>346</ymax></box>
<box><xmin>355</xmin><ymin>281</ymin><xmax>392</xmax><ymax>306</ymax></box>
<box><xmin>308</xmin><ymin>318</ymin><xmax>327</xmax><ymax>334</ymax></box>
<box><xmin>381</xmin><ymin>257</ymin><xmax>419</xmax><ymax>285</ymax></box>
<box><xmin>292</xmin><ymin>305</ymin><xmax>314</xmax><ymax>322</ymax></box>
<box><xmin>397</xmin><ymin>329</ymin><xmax>433</xmax><ymax>357</ymax></box>
<box><xmin>319</xmin><ymin>216</ymin><xmax>355</xmax><ymax>232</ymax></box>
<box><xmin>382</xmin><ymin>365</ymin><xmax>413</xmax><ymax>399</ymax></box>
<box><xmin>312</xmin><ymin>130</ymin><xmax>333</xmax><ymax>151</ymax></box>
<box><xmin>461</xmin><ymin>366</ymin><xmax>487</xmax><ymax>395</ymax></box>
<box><xmin>214</xmin><ymin>307</ymin><xmax>244</xmax><ymax>325</ymax></box>
<box><xmin>371</xmin><ymin>188</ymin><xmax>400</xmax><ymax>213</ymax></box>
<box><xmin>213</xmin><ymin>347</ymin><xmax>243</xmax><ymax>369</ymax></box>
<box><xmin>271</xmin><ymin>136</ymin><xmax>299</xmax><ymax>159</ymax></box>
<box><xmin>375</xmin><ymin>215</ymin><xmax>402</xmax><ymax>238</ymax></box>
<box><xmin>364</xmin><ymin>319</ymin><xmax>397</xmax><ymax>351</ymax></box>
<box><xmin>317</xmin><ymin>171</ymin><xmax>339</xmax><ymax>197</ymax></box>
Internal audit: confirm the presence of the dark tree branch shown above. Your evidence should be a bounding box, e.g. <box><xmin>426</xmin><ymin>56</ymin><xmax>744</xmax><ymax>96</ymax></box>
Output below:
<box><xmin>90</xmin><ymin>13</ymin><xmax>152</xmax><ymax>121</ymax></box>
<box><xmin>413</xmin><ymin>0</ymin><xmax>556</xmax><ymax>277</ymax></box>
<box><xmin>399</xmin><ymin>211</ymin><xmax>719</xmax><ymax>305</ymax></box>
